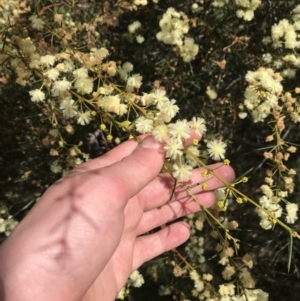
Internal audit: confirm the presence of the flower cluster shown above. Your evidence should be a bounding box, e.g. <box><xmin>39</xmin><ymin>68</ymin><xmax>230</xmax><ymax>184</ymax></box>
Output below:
<box><xmin>241</xmin><ymin>67</ymin><xmax>283</xmax><ymax>122</ymax></box>
<box><xmin>0</xmin><ymin>216</ymin><xmax>18</xmax><ymax>236</ymax></box>
<box><xmin>26</xmin><ymin>39</ymin><xmax>210</xmax><ymax>181</ymax></box>
<box><xmin>117</xmin><ymin>270</ymin><xmax>145</xmax><ymax>299</ymax></box>
<box><xmin>0</xmin><ymin>215</ymin><xmax>18</xmax><ymax>237</ymax></box>
<box><xmin>246</xmin><ymin>21</ymin><xmax>300</xmax><ymax>230</ymax></box>
<box><xmin>128</xmin><ymin>20</ymin><xmax>141</xmax><ymax>34</ymax></box>
<box><xmin>189</xmin><ymin>270</ymin><xmax>205</xmax><ymax>297</ymax></box>
<box><xmin>286</xmin><ymin>202</ymin><xmax>299</xmax><ymax>224</ymax></box>
<box><xmin>27</xmin><ymin>47</ymin><xmax>112</xmax><ymax>126</ymax></box>
<box><xmin>212</xmin><ymin>0</ymin><xmax>229</xmax><ymax>8</ymax></box>
<box><xmin>185</xmin><ymin>233</ymin><xmax>205</xmax><ymax>265</ymax></box>
<box><xmin>235</xmin><ymin>0</ymin><xmax>261</xmax><ymax>21</ymax></box>
<box><xmin>271</xmin><ymin>10</ymin><xmax>300</xmax><ymax>50</ymax></box>
<box><xmin>117</xmin><ymin>62</ymin><xmax>134</xmax><ymax>81</ymax></box>
<box><xmin>212</xmin><ymin>0</ymin><xmax>261</xmax><ymax>21</ymax></box>
<box><xmin>184</xmin><ymin>212</ymin><xmax>269</xmax><ymax>301</ymax></box>
<box><xmin>260</xmin><ymin>5</ymin><xmax>300</xmax><ymax>84</ymax></box>
<box><xmin>134</xmin><ymin>0</ymin><xmax>148</xmax><ymax>6</ymax></box>
<box><xmin>156</xmin><ymin>8</ymin><xmax>189</xmax><ymax>46</ymax></box>
<box><xmin>129</xmin><ymin>270</ymin><xmax>145</xmax><ymax>287</ymax></box>
<box><xmin>0</xmin><ymin>0</ymin><xmax>30</xmax><ymax>27</ymax></box>
<box><xmin>135</xmin><ymin>107</ymin><xmax>207</xmax><ymax>181</ymax></box>
<box><xmin>179</xmin><ymin>37</ymin><xmax>199</xmax><ymax>62</ymax></box>
<box><xmin>258</xmin><ymin>166</ymin><xmax>299</xmax><ymax>229</ymax></box>
<box><xmin>156</xmin><ymin>8</ymin><xmax>199</xmax><ymax>62</ymax></box>
<box><xmin>206</xmin><ymin>86</ymin><xmax>218</xmax><ymax>100</ymax></box>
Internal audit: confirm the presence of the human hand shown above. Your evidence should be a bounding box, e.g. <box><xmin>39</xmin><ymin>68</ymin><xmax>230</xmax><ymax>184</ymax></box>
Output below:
<box><xmin>0</xmin><ymin>135</ymin><xmax>235</xmax><ymax>301</ymax></box>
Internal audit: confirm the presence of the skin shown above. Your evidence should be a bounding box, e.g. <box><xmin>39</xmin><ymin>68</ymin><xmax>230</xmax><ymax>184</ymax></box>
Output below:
<box><xmin>0</xmin><ymin>135</ymin><xmax>235</xmax><ymax>301</ymax></box>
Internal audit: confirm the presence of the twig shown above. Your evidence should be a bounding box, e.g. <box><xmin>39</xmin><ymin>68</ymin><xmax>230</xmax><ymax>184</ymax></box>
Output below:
<box><xmin>37</xmin><ymin>2</ymin><xmax>66</xmax><ymax>16</ymax></box>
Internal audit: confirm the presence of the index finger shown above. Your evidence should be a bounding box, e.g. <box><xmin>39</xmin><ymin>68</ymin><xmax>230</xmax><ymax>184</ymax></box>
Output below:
<box><xmin>69</xmin><ymin>130</ymin><xmax>201</xmax><ymax>176</ymax></box>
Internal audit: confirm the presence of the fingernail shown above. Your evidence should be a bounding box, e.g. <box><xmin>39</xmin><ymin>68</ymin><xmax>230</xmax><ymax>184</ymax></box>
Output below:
<box><xmin>138</xmin><ymin>136</ymin><xmax>163</xmax><ymax>151</ymax></box>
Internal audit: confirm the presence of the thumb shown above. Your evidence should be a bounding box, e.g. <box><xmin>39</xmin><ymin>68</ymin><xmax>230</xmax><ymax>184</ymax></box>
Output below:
<box><xmin>99</xmin><ymin>135</ymin><xmax>165</xmax><ymax>203</ymax></box>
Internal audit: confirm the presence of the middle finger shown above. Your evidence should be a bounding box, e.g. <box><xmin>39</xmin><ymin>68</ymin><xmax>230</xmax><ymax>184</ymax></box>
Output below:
<box><xmin>137</xmin><ymin>163</ymin><xmax>235</xmax><ymax>212</ymax></box>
